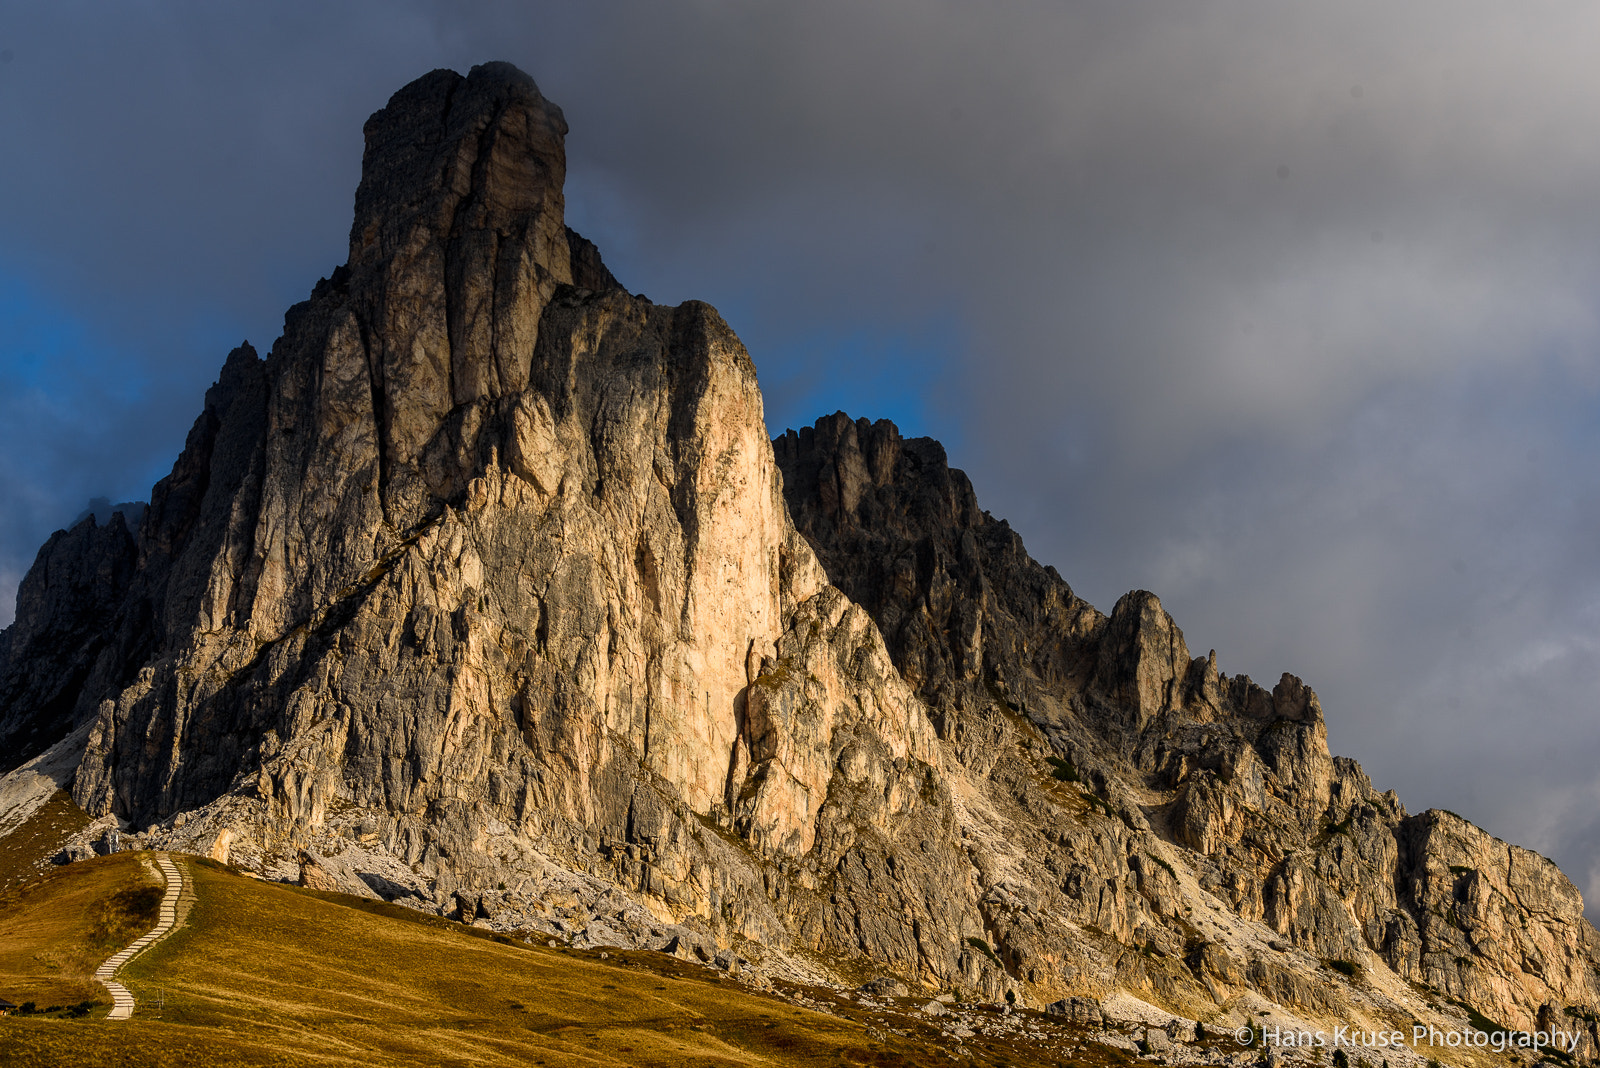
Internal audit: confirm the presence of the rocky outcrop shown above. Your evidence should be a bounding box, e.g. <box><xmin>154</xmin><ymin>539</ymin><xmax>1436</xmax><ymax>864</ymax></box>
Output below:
<box><xmin>1389</xmin><ymin>810</ymin><xmax>1600</xmax><ymax>1033</ymax></box>
<box><xmin>772</xmin><ymin>413</ymin><xmax>1105</xmax><ymax>721</ymax></box>
<box><xmin>777</xmin><ymin>411</ymin><xmax>1600</xmax><ymax>1043</ymax></box>
<box><xmin>3</xmin><ymin>61</ymin><xmax>1598</xmax><ymax>1058</ymax></box>
<box><xmin>0</xmin><ymin>510</ymin><xmax>142</xmax><ymax>766</ymax></box>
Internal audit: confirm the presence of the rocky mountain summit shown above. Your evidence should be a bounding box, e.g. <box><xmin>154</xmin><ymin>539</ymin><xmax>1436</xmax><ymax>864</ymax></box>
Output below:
<box><xmin>4</xmin><ymin>61</ymin><xmax>1598</xmax><ymax>1064</ymax></box>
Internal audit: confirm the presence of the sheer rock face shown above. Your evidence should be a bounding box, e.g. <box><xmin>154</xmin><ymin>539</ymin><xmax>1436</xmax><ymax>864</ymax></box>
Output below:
<box><xmin>59</xmin><ymin>62</ymin><xmax>834</xmax><ymax>833</ymax></box>
<box><xmin>345</xmin><ymin>62</ymin><xmax>572</xmax><ymax>521</ymax></box>
<box><xmin>4</xmin><ymin>61</ymin><xmax>1600</xmax><ymax>1051</ymax></box>
<box><xmin>1392</xmin><ymin>810</ymin><xmax>1600</xmax><ymax>1031</ymax></box>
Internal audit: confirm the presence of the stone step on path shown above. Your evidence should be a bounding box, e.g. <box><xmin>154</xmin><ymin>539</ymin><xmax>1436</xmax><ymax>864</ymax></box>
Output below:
<box><xmin>95</xmin><ymin>852</ymin><xmax>185</xmax><ymax>1020</ymax></box>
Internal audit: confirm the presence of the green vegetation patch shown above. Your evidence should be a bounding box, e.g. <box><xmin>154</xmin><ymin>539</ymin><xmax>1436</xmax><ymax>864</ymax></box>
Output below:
<box><xmin>1044</xmin><ymin>756</ymin><xmax>1081</xmax><ymax>783</ymax></box>
<box><xmin>752</xmin><ymin>661</ymin><xmax>795</xmax><ymax>690</ymax></box>
<box><xmin>965</xmin><ymin>936</ymin><xmax>1004</xmax><ymax>969</ymax></box>
<box><xmin>1084</xmin><ymin>793</ymin><xmax>1119</xmax><ymax>820</ymax></box>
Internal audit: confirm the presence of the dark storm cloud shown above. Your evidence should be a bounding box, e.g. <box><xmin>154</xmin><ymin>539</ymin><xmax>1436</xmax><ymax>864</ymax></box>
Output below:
<box><xmin>5</xmin><ymin>2</ymin><xmax>1600</xmax><ymax>909</ymax></box>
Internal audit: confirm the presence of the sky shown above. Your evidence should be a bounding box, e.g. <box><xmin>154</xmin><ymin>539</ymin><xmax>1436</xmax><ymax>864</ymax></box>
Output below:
<box><xmin>5</xmin><ymin>2</ymin><xmax>1600</xmax><ymax>912</ymax></box>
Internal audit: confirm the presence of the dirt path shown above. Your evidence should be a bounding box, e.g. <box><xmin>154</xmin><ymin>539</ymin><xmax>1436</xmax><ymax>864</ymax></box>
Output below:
<box><xmin>95</xmin><ymin>852</ymin><xmax>184</xmax><ymax>1020</ymax></box>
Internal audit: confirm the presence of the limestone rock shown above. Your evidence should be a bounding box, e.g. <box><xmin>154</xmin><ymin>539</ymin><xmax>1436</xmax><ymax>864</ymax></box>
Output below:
<box><xmin>297</xmin><ymin>851</ymin><xmax>343</xmax><ymax>893</ymax></box>
<box><xmin>860</xmin><ymin>978</ymin><xmax>910</xmax><ymax>998</ymax></box>
<box><xmin>1045</xmin><ymin>996</ymin><xmax>1103</xmax><ymax>1025</ymax></box>
<box><xmin>1</xmin><ymin>60</ymin><xmax>1598</xmax><ymax>1062</ymax></box>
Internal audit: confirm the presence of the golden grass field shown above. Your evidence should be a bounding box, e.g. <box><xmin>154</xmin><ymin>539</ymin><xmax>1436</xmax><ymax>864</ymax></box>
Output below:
<box><xmin>0</xmin><ymin>849</ymin><xmax>162</xmax><ymax>1014</ymax></box>
<box><xmin>0</xmin><ymin>800</ymin><xmax>982</xmax><ymax>1067</ymax></box>
<box><xmin>0</xmin><ymin>795</ymin><xmax>1153</xmax><ymax>1068</ymax></box>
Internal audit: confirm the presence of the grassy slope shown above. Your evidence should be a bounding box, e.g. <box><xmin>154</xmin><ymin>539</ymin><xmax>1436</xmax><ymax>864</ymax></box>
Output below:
<box><xmin>0</xmin><ymin>795</ymin><xmax>1139</xmax><ymax>1067</ymax></box>
<box><xmin>1</xmin><ymin>858</ymin><xmax>979</xmax><ymax>1068</ymax></box>
<box><xmin>0</xmin><ymin>851</ymin><xmax>162</xmax><ymax>1013</ymax></box>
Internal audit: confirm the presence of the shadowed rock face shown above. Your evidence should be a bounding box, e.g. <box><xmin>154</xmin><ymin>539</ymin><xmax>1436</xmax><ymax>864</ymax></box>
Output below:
<box><xmin>0</xmin><ymin>510</ymin><xmax>142</xmax><ymax>766</ymax></box>
<box><xmin>4</xmin><ymin>62</ymin><xmax>1600</xmax><ymax>1053</ymax></box>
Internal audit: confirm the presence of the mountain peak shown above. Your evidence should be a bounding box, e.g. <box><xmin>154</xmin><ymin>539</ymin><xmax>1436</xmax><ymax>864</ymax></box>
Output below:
<box><xmin>325</xmin><ymin>62</ymin><xmax>579</xmax><ymax>513</ymax></box>
<box><xmin>350</xmin><ymin>63</ymin><xmax>567</xmax><ymax>270</ymax></box>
